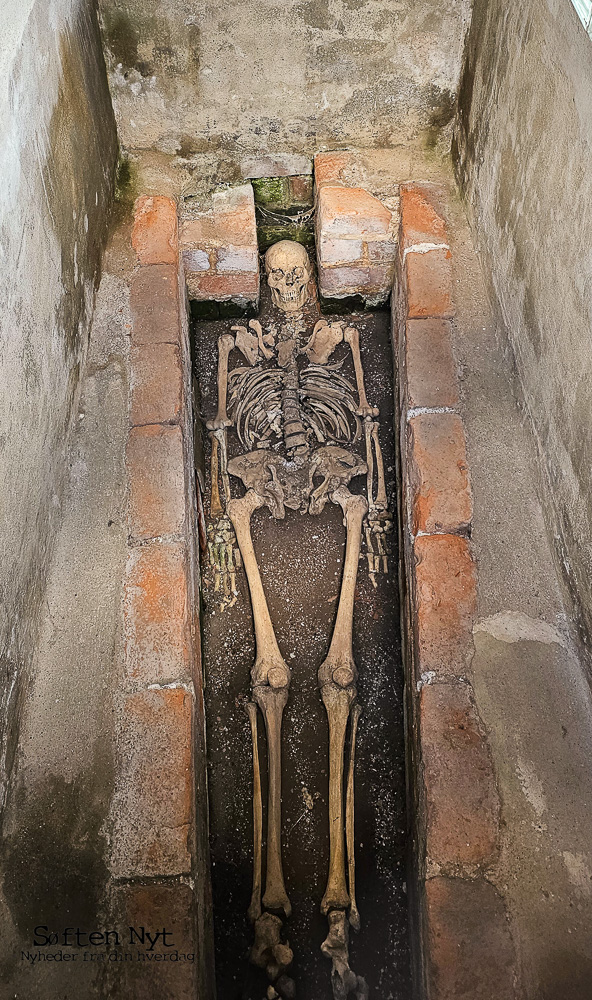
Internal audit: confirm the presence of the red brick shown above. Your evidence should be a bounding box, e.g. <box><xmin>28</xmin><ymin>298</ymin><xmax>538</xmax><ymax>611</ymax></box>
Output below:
<box><xmin>187</xmin><ymin>272</ymin><xmax>259</xmax><ymax>301</ymax></box>
<box><xmin>130</xmin><ymin>264</ymin><xmax>181</xmax><ymax>346</ymax></box>
<box><xmin>127</xmin><ymin>424</ymin><xmax>185</xmax><ymax>540</ymax></box>
<box><xmin>406</xmin><ymin>319</ymin><xmax>459</xmax><ymax>409</ymax></box>
<box><xmin>366</xmin><ymin>236</ymin><xmax>398</xmax><ymax>264</ymax></box>
<box><xmin>289</xmin><ymin>174</ymin><xmax>314</xmax><ymax>204</ymax></box>
<box><xmin>131</xmin><ymin>344</ymin><xmax>183</xmax><ymax>426</ymax></box>
<box><xmin>406</xmin><ymin>247</ymin><xmax>454</xmax><ymax>318</ymax></box>
<box><xmin>317</xmin><ymin>186</ymin><xmax>392</xmax><ymax>237</ymax></box>
<box><xmin>216</xmin><ymin>245</ymin><xmax>259</xmax><ymax>272</ymax></box>
<box><xmin>180</xmin><ymin>208</ymin><xmax>256</xmax><ymax>249</ymax></box>
<box><xmin>314</xmin><ymin>150</ymin><xmax>352</xmax><ymax>188</ymax></box>
<box><xmin>319</xmin><ymin>237</ymin><xmax>364</xmax><ymax>265</ymax></box>
<box><xmin>319</xmin><ymin>265</ymin><xmax>370</xmax><ymax>296</ymax></box>
<box><xmin>407</xmin><ymin>413</ymin><xmax>472</xmax><ymax>535</ymax></box>
<box><xmin>413</xmin><ymin>534</ymin><xmax>477</xmax><ymax>678</ymax></box>
<box><xmin>110</xmin><ymin>883</ymin><xmax>197</xmax><ymax>1000</ymax></box>
<box><xmin>124</xmin><ymin>542</ymin><xmax>190</xmax><ymax>684</ymax></box>
<box><xmin>110</xmin><ymin>688</ymin><xmax>193</xmax><ymax>877</ymax></box>
<box><xmin>420</xmin><ymin>682</ymin><xmax>499</xmax><ymax>867</ymax></box>
<box><xmin>180</xmin><ymin>185</ymin><xmax>257</xmax><ymax>252</ymax></box>
<box><xmin>425</xmin><ymin>877</ymin><xmax>515</xmax><ymax>999</ymax></box>
<box><xmin>367</xmin><ymin>264</ymin><xmax>395</xmax><ymax>291</ymax></box>
<box><xmin>132</xmin><ymin>196</ymin><xmax>178</xmax><ymax>265</ymax></box>
<box><xmin>400</xmin><ymin>183</ymin><xmax>448</xmax><ymax>249</ymax></box>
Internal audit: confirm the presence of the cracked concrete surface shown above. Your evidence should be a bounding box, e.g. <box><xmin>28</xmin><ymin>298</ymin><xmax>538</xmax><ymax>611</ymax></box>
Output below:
<box><xmin>443</xmin><ymin>169</ymin><xmax>592</xmax><ymax>1000</ymax></box>
<box><xmin>0</xmin><ymin>227</ymin><xmax>131</xmax><ymax>999</ymax></box>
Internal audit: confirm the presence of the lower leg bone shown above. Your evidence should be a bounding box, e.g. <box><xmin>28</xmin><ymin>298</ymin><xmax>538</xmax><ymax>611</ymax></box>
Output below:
<box><xmin>228</xmin><ymin>490</ymin><xmax>292</xmax><ymax>973</ymax></box>
<box><xmin>318</xmin><ymin>486</ymin><xmax>368</xmax><ymax>997</ymax></box>
<box><xmin>255</xmin><ymin>684</ymin><xmax>291</xmax><ymax>918</ymax></box>
<box><xmin>245</xmin><ymin>702</ymin><xmax>263</xmax><ymax>923</ymax></box>
<box><xmin>321</xmin><ymin>683</ymin><xmax>354</xmax><ymax>915</ymax></box>
<box><xmin>346</xmin><ymin>703</ymin><xmax>362</xmax><ymax>932</ymax></box>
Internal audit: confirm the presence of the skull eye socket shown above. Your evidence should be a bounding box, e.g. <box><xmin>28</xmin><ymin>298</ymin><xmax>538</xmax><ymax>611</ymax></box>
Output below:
<box><xmin>292</xmin><ymin>267</ymin><xmax>305</xmax><ymax>279</ymax></box>
<box><xmin>271</xmin><ymin>268</ymin><xmax>285</xmax><ymax>278</ymax></box>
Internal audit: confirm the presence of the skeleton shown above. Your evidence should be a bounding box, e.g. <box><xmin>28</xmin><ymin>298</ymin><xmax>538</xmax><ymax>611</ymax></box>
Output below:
<box><xmin>206</xmin><ymin>240</ymin><xmax>392</xmax><ymax>998</ymax></box>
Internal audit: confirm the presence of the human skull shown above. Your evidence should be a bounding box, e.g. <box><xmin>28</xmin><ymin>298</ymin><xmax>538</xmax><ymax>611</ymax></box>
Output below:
<box><xmin>265</xmin><ymin>240</ymin><xmax>312</xmax><ymax>313</ymax></box>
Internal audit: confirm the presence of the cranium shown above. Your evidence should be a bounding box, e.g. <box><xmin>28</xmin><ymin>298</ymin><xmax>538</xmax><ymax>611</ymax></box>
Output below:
<box><xmin>265</xmin><ymin>241</ymin><xmax>312</xmax><ymax>313</ymax></box>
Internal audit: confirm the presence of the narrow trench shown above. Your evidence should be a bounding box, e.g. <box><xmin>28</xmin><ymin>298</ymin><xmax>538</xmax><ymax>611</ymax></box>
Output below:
<box><xmin>191</xmin><ymin>233</ymin><xmax>411</xmax><ymax>999</ymax></box>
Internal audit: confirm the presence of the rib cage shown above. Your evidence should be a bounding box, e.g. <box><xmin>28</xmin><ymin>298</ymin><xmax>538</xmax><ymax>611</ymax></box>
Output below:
<box><xmin>227</xmin><ymin>360</ymin><xmax>361</xmax><ymax>452</ymax></box>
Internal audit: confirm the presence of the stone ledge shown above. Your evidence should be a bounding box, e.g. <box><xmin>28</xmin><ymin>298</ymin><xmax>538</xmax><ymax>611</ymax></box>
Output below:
<box><xmin>110</xmin><ymin>196</ymin><xmax>204</xmax><ymax>907</ymax></box>
<box><xmin>124</xmin><ymin>542</ymin><xmax>191</xmax><ymax>686</ymax></box>
<box><xmin>109</xmin><ymin>687</ymin><xmax>193</xmax><ymax>878</ymax></box>
<box><xmin>413</xmin><ymin>534</ymin><xmax>477</xmax><ymax>681</ymax></box>
<box><xmin>131</xmin><ymin>343</ymin><xmax>183</xmax><ymax>426</ymax></box>
<box><xmin>394</xmin><ymin>183</ymin><xmax>515</xmax><ymax>994</ymax></box>
<box><xmin>420</xmin><ymin>681</ymin><xmax>500</xmax><ymax>870</ymax></box>
<box><xmin>424</xmin><ymin>877</ymin><xmax>515</xmax><ymax>999</ymax></box>
<box><xmin>127</xmin><ymin>424</ymin><xmax>186</xmax><ymax>541</ymax></box>
<box><xmin>132</xmin><ymin>196</ymin><xmax>178</xmax><ymax>266</ymax></box>
<box><xmin>407</xmin><ymin>412</ymin><xmax>472</xmax><ymax>536</ymax></box>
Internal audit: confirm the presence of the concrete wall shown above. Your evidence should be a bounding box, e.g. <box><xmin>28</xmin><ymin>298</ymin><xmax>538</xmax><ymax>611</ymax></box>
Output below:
<box><xmin>0</xmin><ymin>0</ymin><xmax>117</xmax><ymax>804</ymax></box>
<box><xmin>98</xmin><ymin>0</ymin><xmax>472</xmax><ymax>156</ymax></box>
<box><xmin>454</xmin><ymin>0</ymin><xmax>592</xmax><ymax>640</ymax></box>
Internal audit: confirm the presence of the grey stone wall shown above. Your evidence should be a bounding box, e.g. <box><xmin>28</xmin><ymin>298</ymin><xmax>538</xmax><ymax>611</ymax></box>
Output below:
<box><xmin>0</xmin><ymin>0</ymin><xmax>117</xmax><ymax>804</ymax></box>
<box><xmin>454</xmin><ymin>0</ymin><xmax>592</xmax><ymax>640</ymax></box>
<box><xmin>98</xmin><ymin>0</ymin><xmax>471</xmax><ymax>156</ymax></box>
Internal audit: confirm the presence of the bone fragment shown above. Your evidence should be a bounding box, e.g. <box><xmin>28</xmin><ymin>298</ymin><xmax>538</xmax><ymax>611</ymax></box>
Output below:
<box><xmin>321</xmin><ymin>909</ymin><xmax>368</xmax><ymax>1000</ymax></box>
<box><xmin>245</xmin><ymin>702</ymin><xmax>263</xmax><ymax>923</ymax></box>
<box><xmin>364</xmin><ymin>419</ymin><xmax>374</xmax><ymax>514</ymax></box>
<box><xmin>321</xmin><ymin>682</ymin><xmax>354</xmax><ymax>915</ymax></box>
<box><xmin>251</xmin><ymin>912</ymin><xmax>294</xmax><ymax>987</ymax></box>
<box><xmin>215</xmin><ymin>426</ymin><xmax>232</xmax><ymax>508</ymax></box>
<box><xmin>346</xmin><ymin>703</ymin><xmax>362</xmax><ymax>932</ymax></box>
<box><xmin>344</xmin><ymin>326</ymin><xmax>378</xmax><ymax>419</ymax></box>
<box><xmin>304</xmin><ymin>319</ymin><xmax>344</xmax><ymax>364</ymax></box>
<box><xmin>250</xmin><ymin>319</ymin><xmax>275</xmax><ymax>360</ymax></box>
<box><xmin>209</xmin><ymin>432</ymin><xmax>223</xmax><ymax>518</ymax></box>
<box><xmin>319</xmin><ymin>487</ymin><xmax>367</xmax><ymax>919</ymax></box>
<box><xmin>255</xmin><ymin>684</ymin><xmax>291</xmax><ymax>918</ymax></box>
<box><xmin>232</xmin><ymin>324</ymin><xmax>259</xmax><ymax>366</ymax></box>
<box><xmin>229</xmin><ymin>490</ymin><xmax>292</xmax><ymax>921</ymax></box>
<box><xmin>207</xmin><ymin>333</ymin><xmax>235</xmax><ymax>429</ymax></box>
<box><xmin>228</xmin><ymin>490</ymin><xmax>291</xmax><ymax>689</ymax></box>
<box><xmin>318</xmin><ymin>488</ymin><xmax>368</xmax><ymax>690</ymax></box>
<box><xmin>370</xmin><ymin>421</ymin><xmax>387</xmax><ymax>511</ymax></box>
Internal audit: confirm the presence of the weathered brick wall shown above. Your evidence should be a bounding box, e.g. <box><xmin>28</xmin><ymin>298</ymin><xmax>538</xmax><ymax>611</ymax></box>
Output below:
<box><xmin>314</xmin><ymin>151</ymin><xmax>399</xmax><ymax>305</ymax></box>
<box><xmin>107</xmin><ymin>196</ymin><xmax>214</xmax><ymax>999</ymax></box>
<box><xmin>393</xmin><ymin>185</ymin><xmax>517</xmax><ymax>999</ymax></box>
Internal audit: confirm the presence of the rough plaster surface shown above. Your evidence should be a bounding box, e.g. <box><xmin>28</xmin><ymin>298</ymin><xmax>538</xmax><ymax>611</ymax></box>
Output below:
<box><xmin>98</xmin><ymin>0</ymin><xmax>471</xmax><ymax>156</ymax></box>
<box><xmin>0</xmin><ymin>0</ymin><xmax>117</xmax><ymax>806</ymax></box>
<box><xmin>0</xmin><ymin>265</ymin><xmax>130</xmax><ymax>997</ymax></box>
<box><xmin>454</xmin><ymin>0</ymin><xmax>592</xmax><ymax>643</ymax></box>
<box><xmin>440</xmin><ymin>165</ymin><xmax>592</xmax><ymax>999</ymax></box>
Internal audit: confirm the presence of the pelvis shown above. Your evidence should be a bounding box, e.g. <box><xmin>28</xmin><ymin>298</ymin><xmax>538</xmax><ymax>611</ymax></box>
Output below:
<box><xmin>227</xmin><ymin>445</ymin><xmax>367</xmax><ymax>519</ymax></box>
